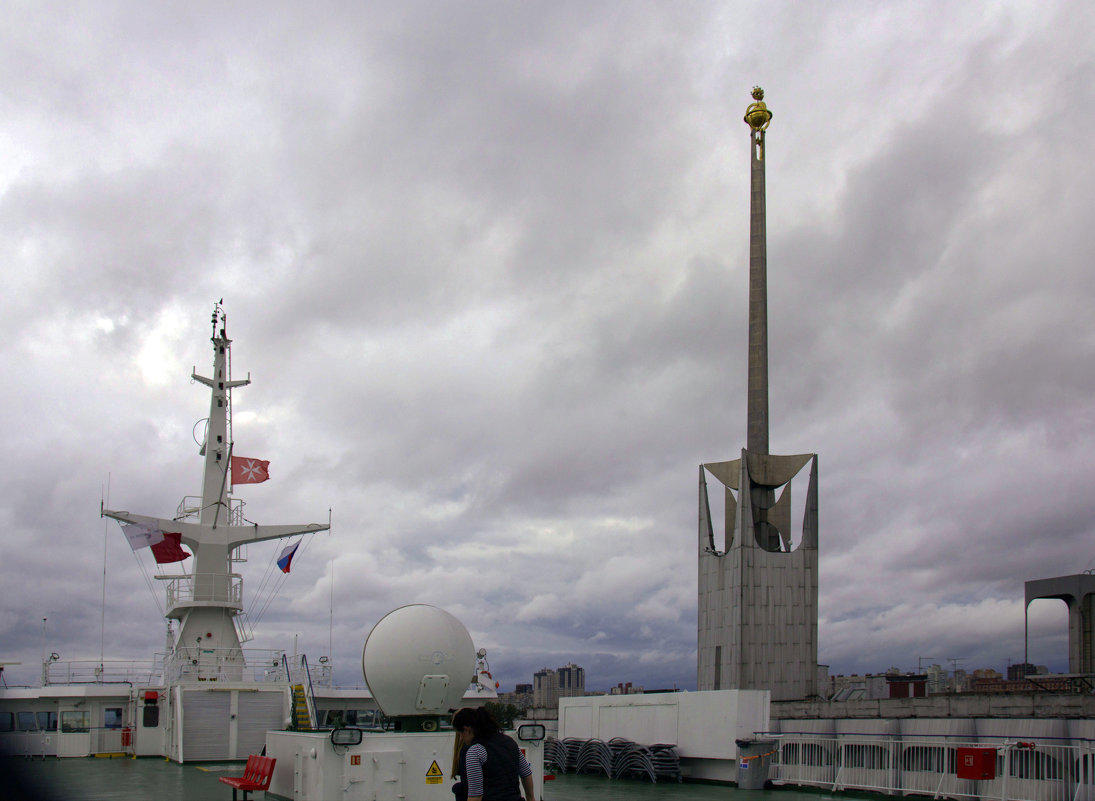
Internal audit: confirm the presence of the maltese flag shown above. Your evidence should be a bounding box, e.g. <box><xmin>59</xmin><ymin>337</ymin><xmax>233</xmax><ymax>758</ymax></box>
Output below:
<box><xmin>123</xmin><ymin>523</ymin><xmax>165</xmax><ymax>550</ymax></box>
<box><xmin>151</xmin><ymin>532</ymin><xmax>190</xmax><ymax>564</ymax></box>
<box><xmin>231</xmin><ymin>456</ymin><xmax>270</xmax><ymax>484</ymax></box>
<box><xmin>277</xmin><ymin>541</ymin><xmax>300</xmax><ymax>574</ymax></box>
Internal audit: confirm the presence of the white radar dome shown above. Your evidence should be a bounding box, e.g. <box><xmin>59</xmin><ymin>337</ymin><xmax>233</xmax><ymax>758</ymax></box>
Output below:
<box><xmin>361</xmin><ymin>604</ymin><xmax>476</xmax><ymax>718</ymax></box>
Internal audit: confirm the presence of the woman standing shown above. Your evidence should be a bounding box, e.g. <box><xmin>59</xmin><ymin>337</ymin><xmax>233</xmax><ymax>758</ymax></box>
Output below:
<box><xmin>451</xmin><ymin>707</ymin><xmax>536</xmax><ymax>801</ymax></box>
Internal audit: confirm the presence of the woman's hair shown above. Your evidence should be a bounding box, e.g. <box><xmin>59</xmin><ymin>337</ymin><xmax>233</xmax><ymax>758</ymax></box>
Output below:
<box><xmin>450</xmin><ymin>707</ymin><xmax>501</xmax><ymax>778</ymax></box>
<box><xmin>450</xmin><ymin>728</ymin><xmax>463</xmax><ymax>779</ymax></box>
<box><xmin>451</xmin><ymin>706</ymin><xmax>501</xmax><ymax>739</ymax></box>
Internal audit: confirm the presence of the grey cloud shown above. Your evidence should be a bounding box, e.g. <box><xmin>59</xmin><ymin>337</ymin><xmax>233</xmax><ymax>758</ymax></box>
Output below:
<box><xmin>0</xmin><ymin>1</ymin><xmax>1091</xmax><ymax>691</ymax></box>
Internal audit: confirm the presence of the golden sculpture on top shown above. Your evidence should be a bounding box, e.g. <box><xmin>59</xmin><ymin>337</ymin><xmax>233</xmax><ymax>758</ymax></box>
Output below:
<box><xmin>744</xmin><ymin>86</ymin><xmax>773</xmax><ymax>131</ymax></box>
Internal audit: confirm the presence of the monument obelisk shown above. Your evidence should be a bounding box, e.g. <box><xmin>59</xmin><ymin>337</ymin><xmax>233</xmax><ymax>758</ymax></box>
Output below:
<box><xmin>745</xmin><ymin>87</ymin><xmax>773</xmax><ymax>456</ymax></box>
<box><xmin>696</xmin><ymin>88</ymin><xmax>819</xmax><ymax>700</ymax></box>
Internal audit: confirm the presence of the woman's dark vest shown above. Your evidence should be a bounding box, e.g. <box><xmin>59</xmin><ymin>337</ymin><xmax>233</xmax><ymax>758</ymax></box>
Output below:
<box><xmin>477</xmin><ymin>732</ymin><xmax>522</xmax><ymax>801</ymax></box>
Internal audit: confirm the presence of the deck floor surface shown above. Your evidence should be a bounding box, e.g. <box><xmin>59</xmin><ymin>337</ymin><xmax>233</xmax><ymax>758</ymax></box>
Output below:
<box><xmin>4</xmin><ymin>756</ymin><xmax>843</xmax><ymax>801</ymax></box>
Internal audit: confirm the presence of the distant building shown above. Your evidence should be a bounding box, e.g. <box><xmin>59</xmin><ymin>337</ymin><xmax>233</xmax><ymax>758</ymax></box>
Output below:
<box><xmin>1008</xmin><ymin>662</ymin><xmax>1037</xmax><ymax>680</ymax></box>
<box><xmin>925</xmin><ymin>664</ymin><xmax>947</xmax><ymax>694</ymax></box>
<box><xmin>953</xmin><ymin>669</ymin><xmax>969</xmax><ymax>693</ymax></box>
<box><xmin>496</xmin><ymin>683</ymin><xmax>533</xmax><ymax>709</ymax></box>
<box><xmin>557</xmin><ymin>663</ymin><xmax>585</xmax><ymax>698</ymax></box>
<box><xmin>533</xmin><ymin>668</ymin><xmax>557</xmax><ymax>708</ymax></box>
<box><xmin>609</xmin><ymin>682</ymin><xmax>643</xmax><ymax>695</ymax></box>
<box><xmin>532</xmin><ymin>663</ymin><xmax>586</xmax><ymax>708</ymax></box>
<box><xmin>970</xmin><ymin>674</ymin><xmax>1075</xmax><ymax>693</ymax></box>
<box><xmin>830</xmin><ymin>672</ymin><xmax>926</xmax><ymax>700</ymax></box>
<box><xmin>884</xmin><ymin>674</ymin><xmax>927</xmax><ymax>699</ymax></box>
<box><xmin>827</xmin><ymin>674</ymin><xmax>865</xmax><ymax>701</ymax></box>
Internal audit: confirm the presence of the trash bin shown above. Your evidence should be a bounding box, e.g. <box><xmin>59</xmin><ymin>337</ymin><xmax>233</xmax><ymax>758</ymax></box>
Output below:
<box><xmin>735</xmin><ymin>738</ymin><xmax>777</xmax><ymax>789</ymax></box>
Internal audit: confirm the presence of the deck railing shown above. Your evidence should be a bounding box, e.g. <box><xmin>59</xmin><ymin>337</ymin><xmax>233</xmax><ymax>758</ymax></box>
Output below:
<box><xmin>42</xmin><ymin>659</ymin><xmax>163</xmax><ymax>686</ymax></box>
<box><xmin>164</xmin><ymin>646</ymin><xmax>288</xmax><ymax>683</ymax></box>
<box><xmin>770</xmin><ymin>733</ymin><xmax>1095</xmax><ymax>801</ymax></box>
<box><xmin>158</xmin><ymin>572</ymin><xmax>244</xmax><ymax>611</ymax></box>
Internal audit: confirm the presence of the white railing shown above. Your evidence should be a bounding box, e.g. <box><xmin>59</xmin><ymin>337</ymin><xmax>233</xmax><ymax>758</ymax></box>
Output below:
<box><xmin>38</xmin><ymin>649</ymin><xmax>331</xmax><ymax>688</ymax></box>
<box><xmin>771</xmin><ymin>734</ymin><xmax>1095</xmax><ymax>801</ymax></box>
<box><xmin>176</xmin><ymin>496</ymin><xmax>246</xmax><ymax>525</ymax></box>
<box><xmin>43</xmin><ymin>659</ymin><xmax>163</xmax><ymax>686</ymax></box>
<box><xmin>159</xmin><ymin>572</ymin><xmax>244</xmax><ymax>609</ymax></box>
<box><xmin>164</xmin><ymin>646</ymin><xmax>287</xmax><ymax>684</ymax></box>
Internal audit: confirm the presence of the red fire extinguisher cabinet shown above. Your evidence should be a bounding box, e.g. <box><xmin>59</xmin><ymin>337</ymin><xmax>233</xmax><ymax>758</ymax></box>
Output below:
<box><xmin>956</xmin><ymin>747</ymin><xmax>996</xmax><ymax>780</ymax></box>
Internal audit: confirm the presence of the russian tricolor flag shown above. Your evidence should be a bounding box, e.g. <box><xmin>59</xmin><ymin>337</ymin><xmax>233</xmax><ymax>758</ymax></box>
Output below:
<box><xmin>277</xmin><ymin>540</ymin><xmax>300</xmax><ymax>574</ymax></box>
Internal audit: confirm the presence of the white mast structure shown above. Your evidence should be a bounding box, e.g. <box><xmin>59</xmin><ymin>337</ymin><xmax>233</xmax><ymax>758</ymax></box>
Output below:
<box><xmin>103</xmin><ymin>305</ymin><xmax>329</xmax><ymax>681</ymax></box>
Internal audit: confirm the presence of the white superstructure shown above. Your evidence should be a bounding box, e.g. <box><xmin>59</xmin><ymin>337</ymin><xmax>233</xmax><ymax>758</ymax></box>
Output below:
<box><xmin>0</xmin><ymin>305</ymin><xmax>496</xmax><ymax>762</ymax></box>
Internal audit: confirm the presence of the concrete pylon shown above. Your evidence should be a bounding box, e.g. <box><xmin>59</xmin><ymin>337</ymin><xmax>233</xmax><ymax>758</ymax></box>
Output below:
<box><xmin>697</xmin><ymin>89</ymin><xmax>819</xmax><ymax>700</ymax></box>
<box><xmin>1025</xmin><ymin>574</ymin><xmax>1095</xmax><ymax>674</ymax></box>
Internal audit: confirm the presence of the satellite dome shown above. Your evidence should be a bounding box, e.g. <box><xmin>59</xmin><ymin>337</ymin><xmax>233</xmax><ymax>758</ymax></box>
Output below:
<box><xmin>361</xmin><ymin>604</ymin><xmax>476</xmax><ymax>718</ymax></box>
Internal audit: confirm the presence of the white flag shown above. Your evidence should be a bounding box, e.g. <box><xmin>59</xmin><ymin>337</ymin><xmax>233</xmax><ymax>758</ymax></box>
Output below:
<box><xmin>123</xmin><ymin>523</ymin><xmax>165</xmax><ymax>550</ymax></box>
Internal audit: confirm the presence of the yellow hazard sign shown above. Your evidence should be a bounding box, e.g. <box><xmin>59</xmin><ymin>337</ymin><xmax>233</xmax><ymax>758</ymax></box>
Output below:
<box><xmin>426</xmin><ymin>760</ymin><xmax>444</xmax><ymax>784</ymax></box>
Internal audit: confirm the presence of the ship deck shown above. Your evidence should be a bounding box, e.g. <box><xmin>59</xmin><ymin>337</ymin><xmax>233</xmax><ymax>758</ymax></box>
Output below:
<box><xmin>5</xmin><ymin>756</ymin><xmax>840</xmax><ymax>801</ymax></box>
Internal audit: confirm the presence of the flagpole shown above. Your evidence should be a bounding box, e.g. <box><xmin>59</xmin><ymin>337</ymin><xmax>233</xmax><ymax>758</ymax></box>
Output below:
<box><xmin>212</xmin><ymin>442</ymin><xmax>233</xmax><ymax>529</ymax></box>
<box><xmin>327</xmin><ymin>509</ymin><xmax>333</xmax><ymax>668</ymax></box>
<box><xmin>100</xmin><ymin>473</ymin><xmax>110</xmax><ymax>682</ymax></box>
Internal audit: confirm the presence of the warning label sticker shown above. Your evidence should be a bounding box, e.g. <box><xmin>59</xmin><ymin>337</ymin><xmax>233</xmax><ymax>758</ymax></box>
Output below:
<box><xmin>426</xmin><ymin>760</ymin><xmax>444</xmax><ymax>785</ymax></box>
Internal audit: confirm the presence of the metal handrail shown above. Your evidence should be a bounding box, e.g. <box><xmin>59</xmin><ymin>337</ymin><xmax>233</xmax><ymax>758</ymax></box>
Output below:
<box><xmin>769</xmin><ymin>733</ymin><xmax>1092</xmax><ymax>801</ymax></box>
<box><xmin>155</xmin><ymin>572</ymin><xmax>243</xmax><ymax>607</ymax></box>
<box><xmin>42</xmin><ymin>659</ymin><xmax>162</xmax><ymax>686</ymax></box>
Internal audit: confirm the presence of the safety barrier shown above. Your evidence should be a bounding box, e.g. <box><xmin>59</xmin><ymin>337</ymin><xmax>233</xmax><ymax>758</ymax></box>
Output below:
<box><xmin>771</xmin><ymin>733</ymin><xmax>1095</xmax><ymax>801</ymax></box>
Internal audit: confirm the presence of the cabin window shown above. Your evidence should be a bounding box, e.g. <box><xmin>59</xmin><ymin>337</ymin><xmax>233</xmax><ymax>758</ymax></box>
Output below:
<box><xmin>0</xmin><ymin>712</ymin><xmax>11</xmax><ymax>732</ymax></box>
<box><xmin>323</xmin><ymin>709</ymin><xmax>345</xmax><ymax>727</ymax></box>
<box><xmin>61</xmin><ymin>710</ymin><xmax>90</xmax><ymax>733</ymax></box>
<box><xmin>17</xmin><ymin>712</ymin><xmax>37</xmax><ymax>731</ymax></box>
<box><xmin>104</xmin><ymin>708</ymin><xmax>123</xmax><ymax>729</ymax></box>
<box><xmin>142</xmin><ymin>705</ymin><xmax>159</xmax><ymax>728</ymax></box>
<box><xmin>37</xmin><ymin>711</ymin><xmax>57</xmax><ymax>732</ymax></box>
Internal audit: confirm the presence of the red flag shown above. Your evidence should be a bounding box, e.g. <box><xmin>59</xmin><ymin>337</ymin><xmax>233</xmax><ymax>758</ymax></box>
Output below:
<box><xmin>151</xmin><ymin>532</ymin><xmax>190</xmax><ymax>564</ymax></box>
<box><xmin>231</xmin><ymin>456</ymin><xmax>270</xmax><ymax>484</ymax></box>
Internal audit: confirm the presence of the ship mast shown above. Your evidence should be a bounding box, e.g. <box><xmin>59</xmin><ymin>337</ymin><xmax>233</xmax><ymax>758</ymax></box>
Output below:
<box><xmin>103</xmin><ymin>304</ymin><xmax>329</xmax><ymax>681</ymax></box>
<box><xmin>193</xmin><ymin>303</ymin><xmax>251</xmax><ymax>530</ymax></box>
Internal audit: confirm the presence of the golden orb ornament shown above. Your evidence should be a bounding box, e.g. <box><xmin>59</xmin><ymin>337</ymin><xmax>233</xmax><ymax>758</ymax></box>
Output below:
<box><xmin>744</xmin><ymin>86</ymin><xmax>773</xmax><ymax>131</ymax></box>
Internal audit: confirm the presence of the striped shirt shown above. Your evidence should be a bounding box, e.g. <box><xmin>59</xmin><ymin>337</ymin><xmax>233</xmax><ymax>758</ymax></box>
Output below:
<box><xmin>464</xmin><ymin>740</ymin><xmax>532</xmax><ymax>798</ymax></box>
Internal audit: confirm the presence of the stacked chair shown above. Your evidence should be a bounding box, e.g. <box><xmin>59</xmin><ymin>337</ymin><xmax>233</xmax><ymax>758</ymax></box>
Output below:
<box><xmin>543</xmin><ymin>736</ymin><xmax>682</xmax><ymax>784</ymax></box>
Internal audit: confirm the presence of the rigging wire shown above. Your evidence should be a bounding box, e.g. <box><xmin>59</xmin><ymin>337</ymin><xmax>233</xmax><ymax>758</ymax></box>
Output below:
<box><xmin>249</xmin><ymin>532</ymin><xmax>320</xmax><ymax>628</ymax></box>
<box><xmin>100</xmin><ymin>475</ymin><xmax>110</xmax><ymax>674</ymax></box>
<box><xmin>248</xmin><ymin>533</ymin><xmax>288</xmax><ymax>619</ymax></box>
<box><xmin>122</xmin><ymin>527</ymin><xmax>166</xmax><ymax>620</ymax></box>
<box><xmin>250</xmin><ymin>539</ymin><xmax>305</xmax><ymax>626</ymax></box>
<box><xmin>328</xmin><ymin>509</ymin><xmax>333</xmax><ymax>661</ymax></box>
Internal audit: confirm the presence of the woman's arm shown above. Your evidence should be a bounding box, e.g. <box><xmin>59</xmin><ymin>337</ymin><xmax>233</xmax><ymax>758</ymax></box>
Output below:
<box><xmin>464</xmin><ymin>743</ymin><xmax>486</xmax><ymax>800</ymax></box>
<box><xmin>521</xmin><ymin>771</ymin><xmax>537</xmax><ymax>801</ymax></box>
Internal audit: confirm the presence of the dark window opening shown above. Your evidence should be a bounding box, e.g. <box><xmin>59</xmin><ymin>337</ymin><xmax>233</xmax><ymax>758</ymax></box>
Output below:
<box><xmin>142</xmin><ymin>705</ymin><xmax>159</xmax><ymax>728</ymax></box>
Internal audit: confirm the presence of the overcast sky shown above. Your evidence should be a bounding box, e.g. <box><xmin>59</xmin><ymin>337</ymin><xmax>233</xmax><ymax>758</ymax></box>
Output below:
<box><xmin>2</xmin><ymin>1</ymin><xmax>1093</xmax><ymax>693</ymax></box>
